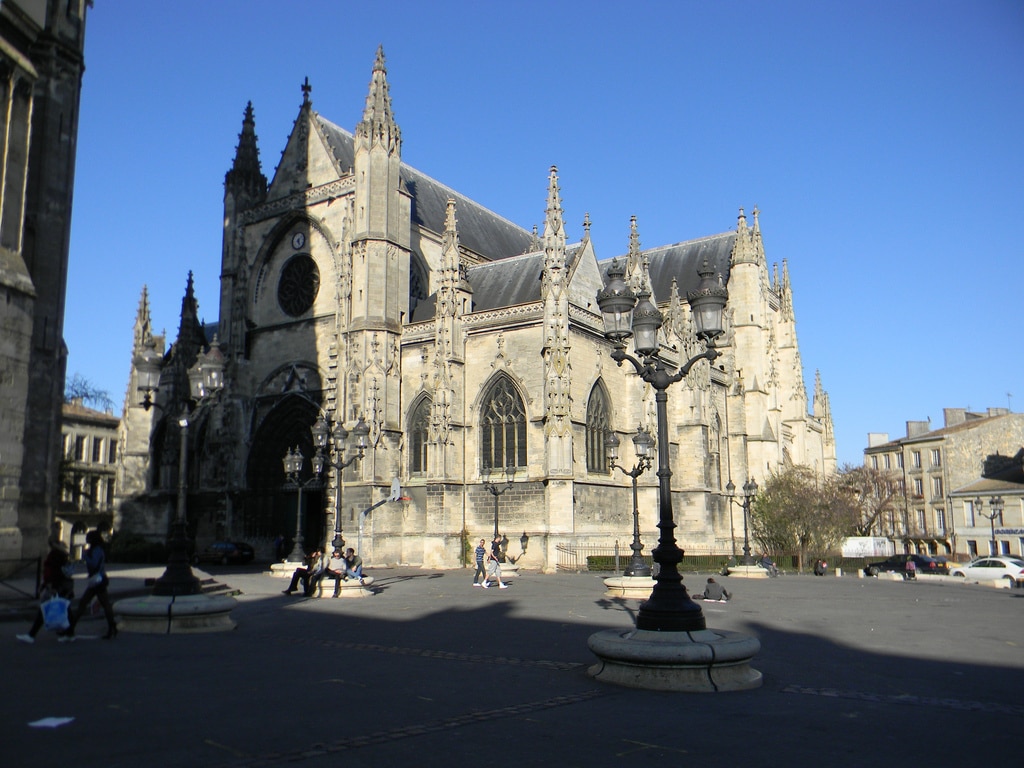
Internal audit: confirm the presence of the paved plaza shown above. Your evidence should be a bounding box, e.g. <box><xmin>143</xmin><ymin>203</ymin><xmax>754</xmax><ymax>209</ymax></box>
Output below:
<box><xmin>2</xmin><ymin>565</ymin><xmax>1021</xmax><ymax>767</ymax></box>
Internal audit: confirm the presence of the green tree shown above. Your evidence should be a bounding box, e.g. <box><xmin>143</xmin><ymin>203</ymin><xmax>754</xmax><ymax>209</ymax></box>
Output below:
<box><xmin>750</xmin><ymin>466</ymin><xmax>853</xmax><ymax>572</ymax></box>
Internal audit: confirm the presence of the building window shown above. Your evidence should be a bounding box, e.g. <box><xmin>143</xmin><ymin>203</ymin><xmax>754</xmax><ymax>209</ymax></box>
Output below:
<box><xmin>883</xmin><ymin>454</ymin><xmax>891</xmax><ymax>470</ymax></box>
<box><xmin>586</xmin><ymin>384</ymin><xmax>611</xmax><ymax>474</ymax></box>
<box><xmin>409</xmin><ymin>397</ymin><xmax>431</xmax><ymax>475</ymax></box>
<box><xmin>75</xmin><ymin>435</ymin><xmax>85</xmax><ymax>461</ymax></box>
<box><xmin>1000</xmin><ymin>541</ymin><xmax>1010</xmax><ymax>556</ymax></box>
<box><xmin>480</xmin><ymin>376</ymin><xmax>527</xmax><ymax>471</ymax></box>
<box><xmin>277</xmin><ymin>254</ymin><xmax>320</xmax><ymax>317</ymax></box>
<box><xmin>897</xmin><ymin>453</ymin><xmax>904</xmax><ymax>468</ymax></box>
<box><xmin>967</xmin><ymin>540</ymin><xmax>977</xmax><ymax>557</ymax></box>
<box><xmin>917</xmin><ymin>509</ymin><xmax>926</xmax><ymax>532</ymax></box>
<box><xmin>931</xmin><ymin>449</ymin><xmax>941</xmax><ymax>467</ymax></box>
<box><xmin>932</xmin><ymin>477</ymin><xmax>943</xmax><ymax>497</ymax></box>
<box><xmin>936</xmin><ymin>509</ymin><xmax>946</xmax><ymax>533</ymax></box>
<box><xmin>108</xmin><ymin>441</ymin><xmax>117</xmax><ymax>464</ymax></box>
<box><xmin>913</xmin><ymin>478</ymin><xmax>923</xmax><ymax>497</ymax></box>
<box><xmin>966</xmin><ymin>500</ymin><xmax>976</xmax><ymax>527</ymax></box>
<box><xmin>871</xmin><ymin>455</ymin><xmax>878</xmax><ymax>470</ymax></box>
<box><xmin>92</xmin><ymin>438</ymin><xmax>102</xmax><ymax>463</ymax></box>
<box><xmin>912</xmin><ymin>451</ymin><xmax>921</xmax><ymax>468</ymax></box>
<box><xmin>105</xmin><ymin>479</ymin><xmax>115</xmax><ymax>507</ymax></box>
<box><xmin>897</xmin><ymin>479</ymin><xmax>905</xmax><ymax>495</ymax></box>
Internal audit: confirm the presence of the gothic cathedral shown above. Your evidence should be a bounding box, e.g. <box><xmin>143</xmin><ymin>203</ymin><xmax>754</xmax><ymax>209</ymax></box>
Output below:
<box><xmin>116</xmin><ymin>48</ymin><xmax>836</xmax><ymax>570</ymax></box>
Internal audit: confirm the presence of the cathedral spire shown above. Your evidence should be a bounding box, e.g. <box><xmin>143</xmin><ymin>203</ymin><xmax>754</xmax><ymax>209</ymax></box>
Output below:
<box><xmin>542</xmin><ymin>165</ymin><xmax>565</xmax><ymax>258</ymax></box>
<box><xmin>780</xmin><ymin>258</ymin><xmax>794</xmax><ymax>319</ymax></box>
<box><xmin>730</xmin><ymin>206</ymin><xmax>757</xmax><ymax>266</ymax></box>
<box><xmin>173</xmin><ymin>271</ymin><xmax>207</xmax><ymax>369</ymax></box>
<box><xmin>224</xmin><ymin>101</ymin><xmax>268</xmax><ymax>205</ymax></box>
<box><xmin>357</xmin><ymin>45</ymin><xmax>401</xmax><ymax>154</ymax></box>
<box><xmin>625</xmin><ymin>215</ymin><xmax>642</xmax><ymax>290</ymax></box>
<box><xmin>133</xmin><ymin>286</ymin><xmax>152</xmax><ymax>349</ymax></box>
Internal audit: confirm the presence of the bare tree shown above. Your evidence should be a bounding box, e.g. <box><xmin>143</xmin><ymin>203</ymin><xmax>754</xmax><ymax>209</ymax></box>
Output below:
<box><xmin>837</xmin><ymin>463</ymin><xmax>905</xmax><ymax>537</ymax></box>
<box><xmin>64</xmin><ymin>372</ymin><xmax>114</xmax><ymax>412</ymax></box>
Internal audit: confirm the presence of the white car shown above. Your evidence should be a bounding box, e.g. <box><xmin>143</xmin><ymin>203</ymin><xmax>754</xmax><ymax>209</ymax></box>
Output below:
<box><xmin>950</xmin><ymin>557</ymin><xmax>1024</xmax><ymax>586</ymax></box>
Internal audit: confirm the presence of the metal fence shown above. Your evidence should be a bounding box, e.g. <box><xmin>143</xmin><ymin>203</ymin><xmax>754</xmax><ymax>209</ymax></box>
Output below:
<box><xmin>555</xmin><ymin>543</ymin><xmax>878</xmax><ymax>575</ymax></box>
<box><xmin>0</xmin><ymin>557</ymin><xmax>42</xmax><ymax>601</ymax></box>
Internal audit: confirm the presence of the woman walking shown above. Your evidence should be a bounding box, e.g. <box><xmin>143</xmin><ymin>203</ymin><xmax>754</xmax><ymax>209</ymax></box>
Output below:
<box><xmin>67</xmin><ymin>530</ymin><xmax>118</xmax><ymax>640</ymax></box>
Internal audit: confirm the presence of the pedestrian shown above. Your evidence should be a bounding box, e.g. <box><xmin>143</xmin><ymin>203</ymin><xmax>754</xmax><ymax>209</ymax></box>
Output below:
<box><xmin>472</xmin><ymin>538</ymin><xmax>488</xmax><ymax>587</ymax></box>
<box><xmin>16</xmin><ymin>540</ymin><xmax>75</xmax><ymax>644</ymax></box>
<box><xmin>905</xmin><ymin>555</ymin><xmax>917</xmax><ymax>580</ymax></box>
<box><xmin>486</xmin><ymin>535</ymin><xmax>509</xmax><ymax>589</ymax></box>
<box><xmin>273</xmin><ymin>533</ymin><xmax>286</xmax><ymax>562</ymax></box>
<box><xmin>342</xmin><ymin>548</ymin><xmax>364</xmax><ymax>583</ymax></box>
<box><xmin>321</xmin><ymin>548</ymin><xmax>346</xmax><ymax>597</ymax></box>
<box><xmin>702</xmin><ymin>577</ymin><xmax>730</xmax><ymax>602</ymax></box>
<box><xmin>66</xmin><ymin>530</ymin><xmax>118</xmax><ymax>640</ymax></box>
<box><xmin>282</xmin><ymin>549</ymin><xmax>324</xmax><ymax>595</ymax></box>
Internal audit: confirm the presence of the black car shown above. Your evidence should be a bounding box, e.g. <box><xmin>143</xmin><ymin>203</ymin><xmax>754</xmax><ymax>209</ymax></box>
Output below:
<box><xmin>193</xmin><ymin>541</ymin><xmax>255</xmax><ymax>566</ymax></box>
<box><xmin>864</xmin><ymin>554</ymin><xmax>948</xmax><ymax>578</ymax></box>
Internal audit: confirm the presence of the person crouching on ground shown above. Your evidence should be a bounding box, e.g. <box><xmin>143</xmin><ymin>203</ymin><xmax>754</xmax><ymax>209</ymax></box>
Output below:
<box><xmin>702</xmin><ymin>577</ymin><xmax>730</xmax><ymax>602</ymax></box>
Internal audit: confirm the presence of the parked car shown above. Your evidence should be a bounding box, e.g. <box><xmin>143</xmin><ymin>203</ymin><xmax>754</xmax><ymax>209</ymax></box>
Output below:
<box><xmin>864</xmin><ymin>554</ymin><xmax>949</xmax><ymax>578</ymax></box>
<box><xmin>950</xmin><ymin>556</ymin><xmax>1024</xmax><ymax>586</ymax></box>
<box><xmin>192</xmin><ymin>541</ymin><xmax>255</xmax><ymax>566</ymax></box>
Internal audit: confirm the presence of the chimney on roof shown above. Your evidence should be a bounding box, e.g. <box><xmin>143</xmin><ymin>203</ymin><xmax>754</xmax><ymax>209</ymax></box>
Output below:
<box><xmin>943</xmin><ymin>408</ymin><xmax>966</xmax><ymax>427</ymax></box>
<box><xmin>906</xmin><ymin>420</ymin><xmax>930</xmax><ymax>438</ymax></box>
<box><xmin>867</xmin><ymin>433</ymin><xmax>889</xmax><ymax>447</ymax></box>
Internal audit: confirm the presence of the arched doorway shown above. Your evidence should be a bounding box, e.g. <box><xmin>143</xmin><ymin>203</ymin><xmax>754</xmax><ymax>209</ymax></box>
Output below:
<box><xmin>246</xmin><ymin>394</ymin><xmax>326</xmax><ymax>554</ymax></box>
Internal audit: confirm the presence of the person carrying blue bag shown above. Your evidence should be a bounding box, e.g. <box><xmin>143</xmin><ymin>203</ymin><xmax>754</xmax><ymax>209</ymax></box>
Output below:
<box><xmin>16</xmin><ymin>540</ymin><xmax>75</xmax><ymax>645</ymax></box>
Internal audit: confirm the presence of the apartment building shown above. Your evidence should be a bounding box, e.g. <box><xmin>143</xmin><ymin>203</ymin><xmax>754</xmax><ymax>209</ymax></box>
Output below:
<box><xmin>865</xmin><ymin>408</ymin><xmax>1024</xmax><ymax>559</ymax></box>
<box><xmin>59</xmin><ymin>400</ymin><xmax>120</xmax><ymax>557</ymax></box>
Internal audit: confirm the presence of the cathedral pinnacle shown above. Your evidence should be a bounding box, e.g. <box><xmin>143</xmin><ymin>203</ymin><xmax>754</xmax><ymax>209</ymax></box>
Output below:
<box><xmin>225</xmin><ymin>101</ymin><xmax>267</xmax><ymax>204</ymax></box>
<box><xmin>543</xmin><ymin>166</ymin><xmax>566</xmax><ymax>269</ymax></box>
<box><xmin>357</xmin><ymin>45</ymin><xmax>401</xmax><ymax>152</ymax></box>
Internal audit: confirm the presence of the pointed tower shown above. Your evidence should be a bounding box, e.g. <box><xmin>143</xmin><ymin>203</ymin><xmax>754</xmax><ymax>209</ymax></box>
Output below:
<box><xmin>115</xmin><ymin>287</ymin><xmax>167</xmax><ymax>517</ymax></box>
<box><xmin>219</xmin><ymin>101</ymin><xmax>267</xmax><ymax>356</ymax></box>
<box><xmin>349</xmin><ymin>46</ymin><xmax>412</xmax><ymax>455</ymax></box>
<box><xmin>429</xmin><ymin>200</ymin><xmax>471</xmax><ymax>478</ymax></box>
<box><xmin>540</xmin><ymin>166</ymin><xmax>573</xmax><ymax>476</ymax></box>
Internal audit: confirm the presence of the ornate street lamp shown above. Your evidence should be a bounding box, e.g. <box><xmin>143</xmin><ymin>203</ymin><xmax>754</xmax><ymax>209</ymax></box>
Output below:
<box><xmin>606</xmin><ymin>426</ymin><xmax>655</xmax><ymax>577</ymax></box>
<box><xmin>595</xmin><ymin>257</ymin><xmax>727</xmax><ymax>632</ymax></box>
<box><xmin>483</xmin><ymin>465</ymin><xmax>516</xmax><ymax>561</ymax></box>
<box><xmin>312</xmin><ymin>413</ymin><xmax>369</xmax><ymax>549</ymax></box>
<box><xmin>143</xmin><ymin>339</ymin><xmax>226</xmax><ymax>596</ymax></box>
<box><xmin>977</xmin><ymin>496</ymin><xmax>1004</xmax><ymax>555</ymax></box>
<box><xmin>725</xmin><ymin>478</ymin><xmax>759</xmax><ymax>566</ymax></box>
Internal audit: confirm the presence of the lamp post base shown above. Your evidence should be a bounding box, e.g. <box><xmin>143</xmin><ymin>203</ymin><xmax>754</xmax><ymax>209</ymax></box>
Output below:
<box><xmin>588</xmin><ymin>627</ymin><xmax>761</xmax><ymax>692</ymax></box>
<box><xmin>603</xmin><ymin>575</ymin><xmax>656</xmax><ymax>599</ymax></box>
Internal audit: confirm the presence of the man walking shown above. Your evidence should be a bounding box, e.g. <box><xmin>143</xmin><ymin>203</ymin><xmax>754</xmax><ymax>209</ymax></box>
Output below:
<box><xmin>487</xmin><ymin>534</ymin><xmax>509</xmax><ymax>589</ymax></box>
<box><xmin>473</xmin><ymin>539</ymin><xmax>488</xmax><ymax>587</ymax></box>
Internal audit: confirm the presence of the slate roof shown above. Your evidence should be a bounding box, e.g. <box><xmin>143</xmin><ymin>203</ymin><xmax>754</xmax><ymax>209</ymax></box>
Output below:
<box><xmin>600</xmin><ymin>232</ymin><xmax>736</xmax><ymax>301</ymax></box>
<box><xmin>315</xmin><ymin>116</ymin><xmax>536</xmax><ymax>260</ymax></box>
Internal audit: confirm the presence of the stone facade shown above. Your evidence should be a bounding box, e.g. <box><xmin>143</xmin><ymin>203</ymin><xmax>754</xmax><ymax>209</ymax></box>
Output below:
<box><xmin>0</xmin><ymin>1</ymin><xmax>88</xmax><ymax>571</ymax></box>
<box><xmin>118</xmin><ymin>48</ymin><xmax>836</xmax><ymax>571</ymax></box>
<box><xmin>865</xmin><ymin>408</ymin><xmax>1024</xmax><ymax>558</ymax></box>
<box><xmin>58</xmin><ymin>399</ymin><xmax>119</xmax><ymax>558</ymax></box>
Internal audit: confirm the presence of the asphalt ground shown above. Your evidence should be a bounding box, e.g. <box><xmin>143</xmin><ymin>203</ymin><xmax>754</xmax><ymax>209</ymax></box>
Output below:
<box><xmin>2</xmin><ymin>566</ymin><xmax>1022</xmax><ymax>767</ymax></box>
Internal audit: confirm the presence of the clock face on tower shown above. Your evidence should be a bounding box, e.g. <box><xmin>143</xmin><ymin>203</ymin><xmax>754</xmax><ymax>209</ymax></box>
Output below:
<box><xmin>277</xmin><ymin>254</ymin><xmax>320</xmax><ymax>317</ymax></box>
<box><xmin>291</xmin><ymin>232</ymin><xmax>305</xmax><ymax>250</ymax></box>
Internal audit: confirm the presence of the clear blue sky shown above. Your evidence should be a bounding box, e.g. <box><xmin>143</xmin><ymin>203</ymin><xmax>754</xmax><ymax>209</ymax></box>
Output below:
<box><xmin>65</xmin><ymin>0</ymin><xmax>1023</xmax><ymax>468</ymax></box>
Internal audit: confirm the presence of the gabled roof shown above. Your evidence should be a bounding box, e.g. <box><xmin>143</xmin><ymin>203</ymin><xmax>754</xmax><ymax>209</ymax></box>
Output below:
<box><xmin>600</xmin><ymin>231</ymin><xmax>736</xmax><ymax>300</ymax></box>
<box><xmin>314</xmin><ymin>115</ymin><xmax>536</xmax><ymax>261</ymax></box>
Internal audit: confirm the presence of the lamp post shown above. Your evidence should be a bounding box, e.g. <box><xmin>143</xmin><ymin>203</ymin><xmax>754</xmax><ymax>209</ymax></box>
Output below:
<box><xmin>976</xmin><ymin>495</ymin><xmax>1004</xmax><ymax>555</ymax></box>
<box><xmin>606</xmin><ymin>426</ymin><xmax>655</xmax><ymax>577</ymax></box>
<box><xmin>483</xmin><ymin>465</ymin><xmax>516</xmax><ymax>561</ymax></box>
<box><xmin>725</xmin><ymin>478</ymin><xmax>758</xmax><ymax>566</ymax></box>
<box><xmin>150</xmin><ymin>337</ymin><xmax>226</xmax><ymax>596</ymax></box>
<box><xmin>311</xmin><ymin>413</ymin><xmax>369</xmax><ymax>549</ymax></box>
<box><xmin>281</xmin><ymin>447</ymin><xmax>323</xmax><ymax>563</ymax></box>
<box><xmin>595</xmin><ymin>257</ymin><xmax>728</xmax><ymax>632</ymax></box>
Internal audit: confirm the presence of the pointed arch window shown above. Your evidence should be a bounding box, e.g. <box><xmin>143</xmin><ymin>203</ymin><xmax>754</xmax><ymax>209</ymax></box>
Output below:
<box><xmin>480</xmin><ymin>376</ymin><xmax>527</xmax><ymax>471</ymax></box>
<box><xmin>409</xmin><ymin>396</ymin><xmax>431</xmax><ymax>475</ymax></box>
<box><xmin>586</xmin><ymin>384</ymin><xmax>611</xmax><ymax>473</ymax></box>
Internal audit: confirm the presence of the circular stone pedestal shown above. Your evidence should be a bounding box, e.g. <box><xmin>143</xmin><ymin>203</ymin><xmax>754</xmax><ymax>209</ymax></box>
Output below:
<box><xmin>603</xmin><ymin>575</ymin><xmax>656</xmax><ymax>599</ymax></box>
<box><xmin>588</xmin><ymin>627</ymin><xmax>762</xmax><ymax>692</ymax></box>
<box><xmin>114</xmin><ymin>594</ymin><xmax>237</xmax><ymax>634</ymax></box>
<box><xmin>724</xmin><ymin>565</ymin><xmax>769</xmax><ymax>579</ymax></box>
